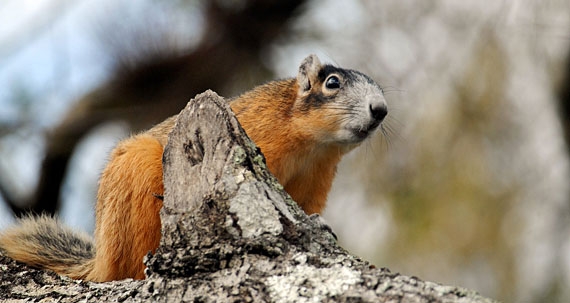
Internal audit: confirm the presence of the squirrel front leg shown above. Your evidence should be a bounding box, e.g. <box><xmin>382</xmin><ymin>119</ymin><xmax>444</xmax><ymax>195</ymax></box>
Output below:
<box><xmin>89</xmin><ymin>134</ymin><xmax>165</xmax><ymax>281</ymax></box>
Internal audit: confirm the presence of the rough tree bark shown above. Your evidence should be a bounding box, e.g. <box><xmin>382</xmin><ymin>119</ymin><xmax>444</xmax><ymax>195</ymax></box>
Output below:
<box><xmin>0</xmin><ymin>91</ymin><xmax>499</xmax><ymax>303</ymax></box>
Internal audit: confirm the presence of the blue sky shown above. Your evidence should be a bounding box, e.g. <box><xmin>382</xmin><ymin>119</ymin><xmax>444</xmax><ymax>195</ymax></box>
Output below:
<box><xmin>0</xmin><ymin>0</ymin><xmax>112</xmax><ymax>127</ymax></box>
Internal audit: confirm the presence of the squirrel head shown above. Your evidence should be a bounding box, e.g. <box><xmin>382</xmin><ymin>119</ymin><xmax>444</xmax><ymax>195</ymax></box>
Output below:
<box><xmin>294</xmin><ymin>54</ymin><xmax>388</xmax><ymax>146</ymax></box>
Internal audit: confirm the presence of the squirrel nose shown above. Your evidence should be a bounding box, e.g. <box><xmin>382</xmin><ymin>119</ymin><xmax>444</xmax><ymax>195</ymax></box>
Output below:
<box><xmin>369</xmin><ymin>102</ymin><xmax>388</xmax><ymax>122</ymax></box>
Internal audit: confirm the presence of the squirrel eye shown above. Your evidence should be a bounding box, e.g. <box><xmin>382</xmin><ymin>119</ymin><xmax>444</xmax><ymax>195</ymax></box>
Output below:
<box><xmin>325</xmin><ymin>75</ymin><xmax>340</xmax><ymax>89</ymax></box>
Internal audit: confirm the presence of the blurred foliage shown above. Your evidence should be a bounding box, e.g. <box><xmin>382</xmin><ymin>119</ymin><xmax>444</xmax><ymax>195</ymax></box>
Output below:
<box><xmin>365</xmin><ymin>33</ymin><xmax>520</xmax><ymax>298</ymax></box>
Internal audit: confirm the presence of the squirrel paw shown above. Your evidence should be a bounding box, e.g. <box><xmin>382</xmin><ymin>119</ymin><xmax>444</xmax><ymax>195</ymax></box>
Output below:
<box><xmin>309</xmin><ymin>214</ymin><xmax>338</xmax><ymax>241</ymax></box>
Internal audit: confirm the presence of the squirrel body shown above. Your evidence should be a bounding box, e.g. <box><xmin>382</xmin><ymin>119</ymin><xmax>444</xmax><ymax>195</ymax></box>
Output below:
<box><xmin>0</xmin><ymin>55</ymin><xmax>387</xmax><ymax>281</ymax></box>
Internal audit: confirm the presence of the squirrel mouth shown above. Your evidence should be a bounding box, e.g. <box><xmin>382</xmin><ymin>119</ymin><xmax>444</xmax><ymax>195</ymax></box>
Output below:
<box><xmin>353</xmin><ymin>120</ymin><xmax>381</xmax><ymax>140</ymax></box>
<box><xmin>354</xmin><ymin>129</ymin><xmax>371</xmax><ymax>140</ymax></box>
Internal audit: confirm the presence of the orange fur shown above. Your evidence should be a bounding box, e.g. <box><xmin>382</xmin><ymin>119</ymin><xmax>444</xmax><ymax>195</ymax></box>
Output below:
<box><xmin>89</xmin><ymin>134</ymin><xmax>164</xmax><ymax>281</ymax></box>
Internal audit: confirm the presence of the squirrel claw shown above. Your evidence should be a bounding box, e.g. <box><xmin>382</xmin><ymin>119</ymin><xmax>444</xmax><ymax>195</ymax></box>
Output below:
<box><xmin>309</xmin><ymin>214</ymin><xmax>338</xmax><ymax>241</ymax></box>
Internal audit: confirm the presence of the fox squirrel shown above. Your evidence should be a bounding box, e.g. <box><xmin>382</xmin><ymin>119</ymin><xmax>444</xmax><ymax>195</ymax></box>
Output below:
<box><xmin>0</xmin><ymin>54</ymin><xmax>387</xmax><ymax>282</ymax></box>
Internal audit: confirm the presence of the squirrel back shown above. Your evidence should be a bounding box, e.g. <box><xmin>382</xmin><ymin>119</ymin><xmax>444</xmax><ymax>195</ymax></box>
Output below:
<box><xmin>0</xmin><ymin>54</ymin><xmax>387</xmax><ymax>282</ymax></box>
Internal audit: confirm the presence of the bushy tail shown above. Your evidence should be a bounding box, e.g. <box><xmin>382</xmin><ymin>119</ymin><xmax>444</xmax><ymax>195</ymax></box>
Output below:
<box><xmin>0</xmin><ymin>215</ymin><xmax>95</xmax><ymax>280</ymax></box>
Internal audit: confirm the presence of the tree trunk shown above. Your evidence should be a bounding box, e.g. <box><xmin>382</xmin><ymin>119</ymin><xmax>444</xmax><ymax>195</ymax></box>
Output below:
<box><xmin>0</xmin><ymin>91</ymin><xmax>499</xmax><ymax>303</ymax></box>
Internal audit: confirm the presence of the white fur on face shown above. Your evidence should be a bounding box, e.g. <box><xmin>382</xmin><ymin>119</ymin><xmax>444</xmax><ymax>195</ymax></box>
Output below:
<box><xmin>328</xmin><ymin>72</ymin><xmax>387</xmax><ymax>145</ymax></box>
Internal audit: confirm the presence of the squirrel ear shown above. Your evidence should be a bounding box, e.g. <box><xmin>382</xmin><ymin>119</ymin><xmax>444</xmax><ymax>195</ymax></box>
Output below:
<box><xmin>297</xmin><ymin>54</ymin><xmax>322</xmax><ymax>95</ymax></box>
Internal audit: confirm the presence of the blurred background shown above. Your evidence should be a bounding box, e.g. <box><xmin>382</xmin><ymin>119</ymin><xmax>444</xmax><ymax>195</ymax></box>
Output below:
<box><xmin>1</xmin><ymin>0</ymin><xmax>569</xmax><ymax>301</ymax></box>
